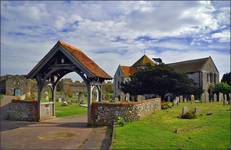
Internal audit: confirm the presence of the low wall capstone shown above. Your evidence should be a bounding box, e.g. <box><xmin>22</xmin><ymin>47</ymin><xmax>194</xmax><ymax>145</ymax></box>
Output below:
<box><xmin>91</xmin><ymin>98</ymin><xmax>161</xmax><ymax>126</ymax></box>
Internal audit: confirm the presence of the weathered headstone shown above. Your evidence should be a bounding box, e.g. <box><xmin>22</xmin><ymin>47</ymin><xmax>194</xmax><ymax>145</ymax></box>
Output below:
<box><xmin>115</xmin><ymin>97</ymin><xmax>119</xmax><ymax>101</ymax></box>
<box><xmin>205</xmin><ymin>92</ymin><xmax>209</xmax><ymax>103</ymax></box>
<box><xmin>201</xmin><ymin>93</ymin><xmax>205</xmax><ymax>103</ymax></box>
<box><xmin>167</xmin><ymin>96</ymin><xmax>171</xmax><ymax>102</ymax></box>
<box><xmin>58</xmin><ymin>97</ymin><xmax>62</xmax><ymax>103</ymax></box>
<box><xmin>120</xmin><ymin>92</ymin><xmax>125</xmax><ymax>101</ymax></box>
<box><xmin>223</xmin><ymin>94</ymin><xmax>228</xmax><ymax>105</ymax></box>
<box><xmin>44</xmin><ymin>91</ymin><xmax>49</xmax><ymax>101</ymax></box>
<box><xmin>194</xmin><ymin>107</ymin><xmax>201</xmax><ymax>115</ymax></box>
<box><xmin>219</xmin><ymin>93</ymin><xmax>223</xmax><ymax>102</ymax></box>
<box><xmin>175</xmin><ymin>97</ymin><xmax>179</xmax><ymax>106</ymax></box>
<box><xmin>137</xmin><ymin>95</ymin><xmax>145</xmax><ymax>101</ymax></box>
<box><xmin>190</xmin><ymin>95</ymin><xmax>195</xmax><ymax>103</ymax></box>
<box><xmin>125</xmin><ymin>93</ymin><xmax>130</xmax><ymax>101</ymax></box>
<box><xmin>182</xmin><ymin>106</ymin><xmax>189</xmax><ymax>116</ymax></box>
<box><xmin>184</xmin><ymin>98</ymin><xmax>187</xmax><ymax>103</ymax></box>
<box><xmin>213</xmin><ymin>93</ymin><xmax>217</xmax><ymax>102</ymax></box>
<box><xmin>179</xmin><ymin>96</ymin><xmax>183</xmax><ymax>103</ymax></box>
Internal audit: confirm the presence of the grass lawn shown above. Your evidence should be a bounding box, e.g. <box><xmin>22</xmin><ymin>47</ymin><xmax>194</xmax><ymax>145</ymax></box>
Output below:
<box><xmin>112</xmin><ymin>102</ymin><xmax>230</xmax><ymax>150</ymax></box>
<box><xmin>55</xmin><ymin>102</ymin><xmax>87</xmax><ymax>117</ymax></box>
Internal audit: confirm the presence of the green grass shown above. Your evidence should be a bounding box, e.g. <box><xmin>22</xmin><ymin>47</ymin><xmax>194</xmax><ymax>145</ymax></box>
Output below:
<box><xmin>112</xmin><ymin>102</ymin><xmax>230</xmax><ymax>150</ymax></box>
<box><xmin>55</xmin><ymin>102</ymin><xmax>87</xmax><ymax>117</ymax></box>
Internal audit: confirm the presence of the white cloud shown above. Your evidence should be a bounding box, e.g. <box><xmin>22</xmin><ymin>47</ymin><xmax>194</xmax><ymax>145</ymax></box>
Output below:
<box><xmin>211</xmin><ymin>30</ymin><xmax>230</xmax><ymax>42</ymax></box>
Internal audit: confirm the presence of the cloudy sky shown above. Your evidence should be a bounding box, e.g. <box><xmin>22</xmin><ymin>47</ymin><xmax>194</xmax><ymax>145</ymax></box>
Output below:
<box><xmin>1</xmin><ymin>1</ymin><xmax>230</xmax><ymax>81</ymax></box>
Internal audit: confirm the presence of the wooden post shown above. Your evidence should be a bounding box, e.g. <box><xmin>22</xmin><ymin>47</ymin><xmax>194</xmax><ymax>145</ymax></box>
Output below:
<box><xmin>51</xmin><ymin>84</ymin><xmax>56</xmax><ymax>116</ymax></box>
<box><xmin>87</xmin><ymin>83</ymin><xmax>93</xmax><ymax>125</ymax></box>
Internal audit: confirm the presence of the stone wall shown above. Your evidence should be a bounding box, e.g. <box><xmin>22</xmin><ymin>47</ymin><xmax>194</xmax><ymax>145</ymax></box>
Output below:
<box><xmin>91</xmin><ymin>98</ymin><xmax>161</xmax><ymax>126</ymax></box>
<box><xmin>8</xmin><ymin>100</ymin><xmax>38</xmax><ymax>121</ymax></box>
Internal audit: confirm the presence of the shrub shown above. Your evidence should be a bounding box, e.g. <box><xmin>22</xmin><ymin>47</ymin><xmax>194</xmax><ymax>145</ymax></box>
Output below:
<box><xmin>161</xmin><ymin>102</ymin><xmax>172</xmax><ymax>109</ymax></box>
<box><xmin>116</xmin><ymin>116</ymin><xmax>125</xmax><ymax>127</ymax></box>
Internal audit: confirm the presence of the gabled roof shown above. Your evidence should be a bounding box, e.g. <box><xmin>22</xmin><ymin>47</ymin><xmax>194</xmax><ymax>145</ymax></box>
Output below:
<box><xmin>27</xmin><ymin>40</ymin><xmax>112</xmax><ymax>79</ymax></box>
<box><xmin>167</xmin><ymin>56</ymin><xmax>218</xmax><ymax>73</ymax></box>
<box><xmin>119</xmin><ymin>66</ymin><xmax>137</xmax><ymax>77</ymax></box>
<box><xmin>58</xmin><ymin>41</ymin><xmax>112</xmax><ymax>79</ymax></box>
<box><xmin>132</xmin><ymin>55</ymin><xmax>156</xmax><ymax>67</ymax></box>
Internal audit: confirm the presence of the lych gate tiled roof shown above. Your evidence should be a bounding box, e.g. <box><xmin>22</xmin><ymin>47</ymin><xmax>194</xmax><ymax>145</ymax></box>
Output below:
<box><xmin>120</xmin><ymin>66</ymin><xmax>137</xmax><ymax>77</ymax></box>
<box><xmin>167</xmin><ymin>57</ymin><xmax>210</xmax><ymax>73</ymax></box>
<box><xmin>132</xmin><ymin>55</ymin><xmax>156</xmax><ymax>67</ymax></box>
<box><xmin>58</xmin><ymin>40</ymin><xmax>112</xmax><ymax>79</ymax></box>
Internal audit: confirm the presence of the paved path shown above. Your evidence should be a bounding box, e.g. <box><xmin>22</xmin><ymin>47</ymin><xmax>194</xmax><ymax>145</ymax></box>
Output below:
<box><xmin>1</xmin><ymin>115</ymin><xmax>110</xmax><ymax>149</ymax></box>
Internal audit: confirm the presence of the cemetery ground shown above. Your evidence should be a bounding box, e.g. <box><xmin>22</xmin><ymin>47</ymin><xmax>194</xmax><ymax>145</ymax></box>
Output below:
<box><xmin>55</xmin><ymin>102</ymin><xmax>87</xmax><ymax>117</ymax></box>
<box><xmin>112</xmin><ymin>102</ymin><xmax>230</xmax><ymax>149</ymax></box>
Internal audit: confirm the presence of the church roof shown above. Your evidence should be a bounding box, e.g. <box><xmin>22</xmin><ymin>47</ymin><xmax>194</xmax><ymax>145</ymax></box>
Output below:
<box><xmin>132</xmin><ymin>55</ymin><xmax>156</xmax><ymax>67</ymax></box>
<box><xmin>167</xmin><ymin>57</ymin><xmax>214</xmax><ymax>73</ymax></box>
<box><xmin>58</xmin><ymin>40</ymin><xmax>112</xmax><ymax>79</ymax></box>
<box><xmin>120</xmin><ymin>66</ymin><xmax>137</xmax><ymax>77</ymax></box>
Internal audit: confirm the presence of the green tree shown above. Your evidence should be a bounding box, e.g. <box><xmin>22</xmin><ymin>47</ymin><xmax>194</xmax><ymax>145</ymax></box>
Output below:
<box><xmin>121</xmin><ymin>64</ymin><xmax>202</xmax><ymax>99</ymax></box>
<box><xmin>221</xmin><ymin>72</ymin><xmax>231</xmax><ymax>86</ymax></box>
<box><xmin>213</xmin><ymin>82</ymin><xmax>231</xmax><ymax>94</ymax></box>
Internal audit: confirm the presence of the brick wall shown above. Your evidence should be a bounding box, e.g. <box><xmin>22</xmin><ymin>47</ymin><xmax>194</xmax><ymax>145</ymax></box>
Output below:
<box><xmin>91</xmin><ymin>98</ymin><xmax>161</xmax><ymax>126</ymax></box>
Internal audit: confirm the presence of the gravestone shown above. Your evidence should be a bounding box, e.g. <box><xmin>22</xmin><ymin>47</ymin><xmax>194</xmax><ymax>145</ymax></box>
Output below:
<box><xmin>201</xmin><ymin>93</ymin><xmax>205</xmax><ymax>103</ymax></box>
<box><xmin>120</xmin><ymin>93</ymin><xmax>125</xmax><ymax>101</ymax></box>
<box><xmin>58</xmin><ymin>97</ymin><xmax>62</xmax><ymax>103</ymax></box>
<box><xmin>190</xmin><ymin>95</ymin><xmax>195</xmax><ymax>103</ymax></box>
<box><xmin>175</xmin><ymin>97</ymin><xmax>179</xmax><ymax>106</ymax></box>
<box><xmin>125</xmin><ymin>93</ymin><xmax>130</xmax><ymax>101</ymax></box>
<box><xmin>167</xmin><ymin>96</ymin><xmax>171</xmax><ymax>102</ymax></box>
<box><xmin>137</xmin><ymin>95</ymin><xmax>145</xmax><ymax>101</ymax></box>
<box><xmin>213</xmin><ymin>93</ymin><xmax>217</xmax><ymax>102</ymax></box>
<box><xmin>182</xmin><ymin>106</ymin><xmax>189</xmax><ymax>116</ymax></box>
<box><xmin>219</xmin><ymin>93</ymin><xmax>223</xmax><ymax>102</ymax></box>
<box><xmin>184</xmin><ymin>98</ymin><xmax>187</xmax><ymax>103</ymax></box>
<box><xmin>179</xmin><ymin>96</ymin><xmax>183</xmax><ymax>103</ymax></box>
<box><xmin>194</xmin><ymin>107</ymin><xmax>201</xmax><ymax>115</ymax></box>
<box><xmin>114</xmin><ymin>97</ymin><xmax>119</xmax><ymax>101</ymax></box>
<box><xmin>44</xmin><ymin>91</ymin><xmax>49</xmax><ymax>101</ymax></box>
<box><xmin>223</xmin><ymin>94</ymin><xmax>228</xmax><ymax>105</ymax></box>
<box><xmin>205</xmin><ymin>92</ymin><xmax>209</xmax><ymax>103</ymax></box>
<box><xmin>79</xmin><ymin>94</ymin><xmax>85</xmax><ymax>104</ymax></box>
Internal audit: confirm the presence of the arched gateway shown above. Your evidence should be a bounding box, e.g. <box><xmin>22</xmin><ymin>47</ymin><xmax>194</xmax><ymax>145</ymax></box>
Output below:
<box><xmin>27</xmin><ymin>40</ymin><xmax>112</xmax><ymax>123</ymax></box>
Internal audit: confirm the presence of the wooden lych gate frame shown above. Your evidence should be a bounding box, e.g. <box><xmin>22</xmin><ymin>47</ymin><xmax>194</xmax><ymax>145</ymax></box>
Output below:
<box><xmin>27</xmin><ymin>40</ymin><xmax>112</xmax><ymax>123</ymax></box>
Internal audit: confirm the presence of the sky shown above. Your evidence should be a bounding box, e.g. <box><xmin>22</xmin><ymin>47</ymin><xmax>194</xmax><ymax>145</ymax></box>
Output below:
<box><xmin>1</xmin><ymin>1</ymin><xmax>230</xmax><ymax>81</ymax></box>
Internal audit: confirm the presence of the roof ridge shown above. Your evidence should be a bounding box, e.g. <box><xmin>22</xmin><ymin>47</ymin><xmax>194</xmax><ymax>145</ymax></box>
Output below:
<box><xmin>167</xmin><ymin>57</ymin><xmax>210</xmax><ymax>65</ymax></box>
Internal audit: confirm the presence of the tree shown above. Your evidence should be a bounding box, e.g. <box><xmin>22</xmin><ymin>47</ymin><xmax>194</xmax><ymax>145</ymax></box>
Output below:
<box><xmin>213</xmin><ymin>82</ymin><xmax>231</xmax><ymax>94</ymax></box>
<box><xmin>121</xmin><ymin>64</ymin><xmax>202</xmax><ymax>99</ymax></box>
<box><xmin>221</xmin><ymin>72</ymin><xmax>231</xmax><ymax>86</ymax></box>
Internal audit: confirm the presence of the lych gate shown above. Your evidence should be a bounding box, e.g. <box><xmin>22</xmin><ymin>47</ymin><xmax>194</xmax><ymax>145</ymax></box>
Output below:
<box><xmin>27</xmin><ymin>40</ymin><xmax>112</xmax><ymax>123</ymax></box>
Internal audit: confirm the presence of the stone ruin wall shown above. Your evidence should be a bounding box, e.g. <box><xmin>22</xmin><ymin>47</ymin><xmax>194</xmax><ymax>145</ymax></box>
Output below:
<box><xmin>91</xmin><ymin>98</ymin><xmax>161</xmax><ymax>126</ymax></box>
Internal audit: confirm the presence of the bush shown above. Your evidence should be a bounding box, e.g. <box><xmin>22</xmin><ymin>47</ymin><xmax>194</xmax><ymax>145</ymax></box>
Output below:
<box><xmin>181</xmin><ymin>111</ymin><xmax>197</xmax><ymax>119</ymax></box>
<box><xmin>116</xmin><ymin>116</ymin><xmax>125</xmax><ymax>127</ymax></box>
<box><xmin>161</xmin><ymin>102</ymin><xmax>172</xmax><ymax>109</ymax></box>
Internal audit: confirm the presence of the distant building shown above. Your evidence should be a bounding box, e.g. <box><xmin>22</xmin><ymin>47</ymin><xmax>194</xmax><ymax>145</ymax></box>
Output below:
<box><xmin>113</xmin><ymin>55</ymin><xmax>219</xmax><ymax>97</ymax></box>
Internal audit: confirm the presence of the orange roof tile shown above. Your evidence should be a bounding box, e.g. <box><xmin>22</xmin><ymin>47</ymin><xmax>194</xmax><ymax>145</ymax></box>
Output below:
<box><xmin>58</xmin><ymin>40</ymin><xmax>112</xmax><ymax>79</ymax></box>
<box><xmin>120</xmin><ymin>66</ymin><xmax>137</xmax><ymax>77</ymax></box>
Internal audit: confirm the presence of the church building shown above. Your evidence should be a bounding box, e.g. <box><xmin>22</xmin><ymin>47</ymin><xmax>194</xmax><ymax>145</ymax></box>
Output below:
<box><xmin>113</xmin><ymin>55</ymin><xmax>219</xmax><ymax>98</ymax></box>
